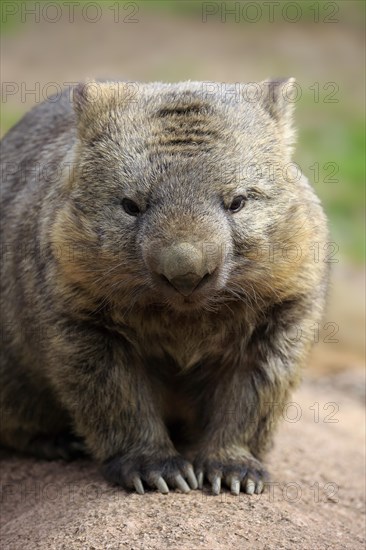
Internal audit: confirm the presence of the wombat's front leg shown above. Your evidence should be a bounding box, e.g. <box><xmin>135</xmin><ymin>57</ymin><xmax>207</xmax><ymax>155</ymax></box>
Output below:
<box><xmin>49</xmin><ymin>322</ymin><xmax>197</xmax><ymax>494</ymax></box>
<box><xmin>194</xmin><ymin>365</ymin><xmax>275</xmax><ymax>496</ymax></box>
<box><xmin>194</xmin><ymin>305</ymin><xmax>309</xmax><ymax>495</ymax></box>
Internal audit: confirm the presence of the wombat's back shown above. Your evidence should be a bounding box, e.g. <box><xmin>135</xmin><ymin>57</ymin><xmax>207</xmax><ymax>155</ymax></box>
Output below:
<box><xmin>1</xmin><ymin>87</ymin><xmax>76</xmax><ymax>208</ymax></box>
<box><xmin>0</xmin><ymin>89</ymin><xmax>78</xmax><ymax>388</ymax></box>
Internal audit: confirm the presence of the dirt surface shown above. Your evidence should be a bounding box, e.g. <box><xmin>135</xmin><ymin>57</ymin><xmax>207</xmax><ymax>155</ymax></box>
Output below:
<box><xmin>1</xmin><ymin>369</ymin><xmax>364</xmax><ymax>550</ymax></box>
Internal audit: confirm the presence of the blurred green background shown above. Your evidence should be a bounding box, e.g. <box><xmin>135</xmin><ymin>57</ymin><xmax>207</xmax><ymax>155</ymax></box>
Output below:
<box><xmin>1</xmin><ymin>0</ymin><xmax>365</xmax><ymax>362</ymax></box>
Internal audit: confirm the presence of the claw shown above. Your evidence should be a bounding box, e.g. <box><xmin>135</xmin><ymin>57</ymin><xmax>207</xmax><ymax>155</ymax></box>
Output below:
<box><xmin>133</xmin><ymin>477</ymin><xmax>144</xmax><ymax>495</ymax></box>
<box><xmin>186</xmin><ymin>465</ymin><xmax>198</xmax><ymax>490</ymax></box>
<box><xmin>175</xmin><ymin>474</ymin><xmax>190</xmax><ymax>493</ymax></box>
<box><xmin>245</xmin><ymin>479</ymin><xmax>255</xmax><ymax>495</ymax></box>
<box><xmin>255</xmin><ymin>479</ymin><xmax>264</xmax><ymax>494</ymax></box>
<box><xmin>197</xmin><ymin>471</ymin><xmax>204</xmax><ymax>490</ymax></box>
<box><xmin>230</xmin><ymin>477</ymin><xmax>240</xmax><ymax>496</ymax></box>
<box><xmin>211</xmin><ymin>475</ymin><xmax>221</xmax><ymax>495</ymax></box>
<box><xmin>155</xmin><ymin>476</ymin><xmax>169</xmax><ymax>494</ymax></box>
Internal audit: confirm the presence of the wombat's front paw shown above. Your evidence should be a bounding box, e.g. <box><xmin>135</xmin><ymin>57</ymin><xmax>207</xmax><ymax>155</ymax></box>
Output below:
<box><xmin>102</xmin><ymin>453</ymin><xmax>198</xmax><ymax>495</ymax></box>
<box><xmin>194</xmin><ymin>448</ymin><xmax>269</xmax><ymax>496</ymax></box>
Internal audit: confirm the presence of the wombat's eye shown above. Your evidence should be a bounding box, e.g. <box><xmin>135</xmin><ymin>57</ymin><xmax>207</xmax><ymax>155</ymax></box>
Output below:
<box><xmin>122</xmin><ymin>198</ymin><xmax>141</xmax><ymax>216</ymax></box>
<box><xmin>228</xmin><ymin>195</ymin><xmax>246</xmax><ymax>213</ymax></box>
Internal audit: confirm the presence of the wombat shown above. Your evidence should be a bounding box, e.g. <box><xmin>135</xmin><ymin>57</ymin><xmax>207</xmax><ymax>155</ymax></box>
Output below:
<box><xmin>0</xmin><ymin>79</ymin><xmax>329</xmax><ymax>495</ymax></box>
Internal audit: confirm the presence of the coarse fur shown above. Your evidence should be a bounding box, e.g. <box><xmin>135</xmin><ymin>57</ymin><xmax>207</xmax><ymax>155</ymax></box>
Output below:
<box><xmin>0</xmin><ymin>79</ymin><xmax>329</xmax><ymax>494</ymax></box>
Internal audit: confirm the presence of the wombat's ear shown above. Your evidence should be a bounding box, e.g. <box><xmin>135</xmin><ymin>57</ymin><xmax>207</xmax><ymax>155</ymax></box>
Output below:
<box><xmin>259</xmin><ymin>77</ymin><xmax>297</xmax><ymax>154</ymax></box>
<box><xmin>72</xmin><ymin>80</ymin><xmax>137</xmax><ymax>139</ymax></box>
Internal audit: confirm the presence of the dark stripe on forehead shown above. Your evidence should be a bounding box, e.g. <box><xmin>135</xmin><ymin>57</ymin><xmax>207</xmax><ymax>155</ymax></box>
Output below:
<box><xmin>156</xmin><ymin>104</ymin><xmax>204</xmax><ymax>117</ymax></box>
<box><xmin>150</xmin><ymin>100</ymin><xmax>220</xmax><ymax>156</ymax></box>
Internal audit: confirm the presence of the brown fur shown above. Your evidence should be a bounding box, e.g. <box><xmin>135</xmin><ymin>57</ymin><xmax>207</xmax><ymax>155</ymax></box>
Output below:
<box><xmin>0</xmin><ymin>79</ymin><xmax>329</xmax><ymax>494</ymax></box>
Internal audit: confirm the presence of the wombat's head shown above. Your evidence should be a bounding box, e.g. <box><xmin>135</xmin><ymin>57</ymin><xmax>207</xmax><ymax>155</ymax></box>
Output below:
<box><xmin>54</xmin><ymin>79</ymin><xmax>315</xmax><ymax>315</ymax></box>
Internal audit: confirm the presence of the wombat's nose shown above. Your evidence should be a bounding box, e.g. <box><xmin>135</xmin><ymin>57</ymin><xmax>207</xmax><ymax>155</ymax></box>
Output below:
<box><xmin>152</xmin><ymin>242</ymin><xmax>217</xmax><ymax>296</ymax></box>
<box><xmin>164</xmin><ymin>272</ymin><xmax>209</xmax><ymax>297</ymax></box>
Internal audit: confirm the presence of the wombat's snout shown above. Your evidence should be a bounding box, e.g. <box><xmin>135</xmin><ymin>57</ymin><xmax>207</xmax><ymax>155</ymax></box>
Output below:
<box><xmin>149</xmin><ymin>242</ymin><xmax>220</xmax><ymax>297</ymax></box>
<box><xmin>160</xmin><ymin>272</ymin><xmax>210</xmax><ymax>297</ymax></box>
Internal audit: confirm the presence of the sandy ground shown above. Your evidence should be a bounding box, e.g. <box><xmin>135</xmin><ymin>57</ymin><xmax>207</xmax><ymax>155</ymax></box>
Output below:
<box><xmin>0</xmin><ymin>368</ymin><xmax>364</xmax><ymax>550</ymax></box>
